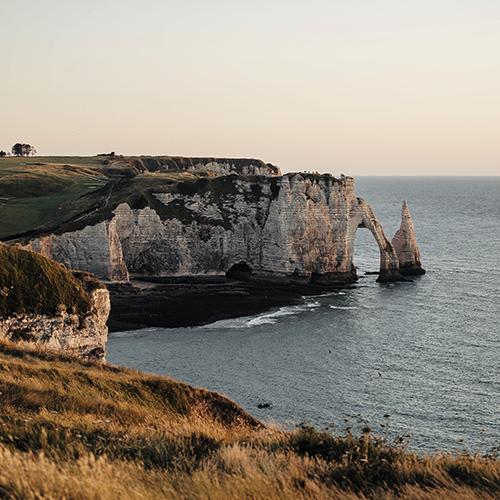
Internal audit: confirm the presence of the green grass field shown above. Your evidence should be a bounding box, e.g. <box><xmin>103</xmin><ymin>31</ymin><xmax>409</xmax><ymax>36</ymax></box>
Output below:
<box><xmin>0</xmin><ymin>157</ymin><xmax>109</xmax><ymax>239</ymax></box>
<box><xmin>0</xmin><ymin>156</ymin><xmax>218</xmax><ymax>239</ymax></box>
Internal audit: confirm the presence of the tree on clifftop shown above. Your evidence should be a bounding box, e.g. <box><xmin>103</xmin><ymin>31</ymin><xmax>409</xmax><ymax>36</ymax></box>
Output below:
<box><xmin>11</xmin><ymin>143</ymin><xmax>36</xmax><ymax>157</ymax></box>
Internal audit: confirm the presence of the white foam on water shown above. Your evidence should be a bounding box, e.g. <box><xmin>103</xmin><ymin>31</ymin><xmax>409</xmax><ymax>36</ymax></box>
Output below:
<box><xmin>306</xmin><ymin>300</ymin><xmax>320</xmax><ymax>308</ymax></box>
<box><xmin>329</xmin><ymin>305</ymin><xmax>359</xmax><ymax>310</ymax></box>
<box><xmin>202</xmin><ymin>301</ymin><xmax>320</xmax><ymax>330</ymax></box>
<box><xmin>200</xmin><ymin>316</ymin><xmax>252</xmax><ymax>329</ymax></box>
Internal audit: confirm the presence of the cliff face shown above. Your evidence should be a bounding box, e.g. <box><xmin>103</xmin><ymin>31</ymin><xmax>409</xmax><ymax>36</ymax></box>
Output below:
<box><xmin>25</xmin><ymin>173</ymin><xmax>416</xmax><ymax>284</ymax></box>
<box><xmin>109</xmin><ymin>157</ymin><xmax>281</xmax><ymax>177</ymax></box>
<box><xmin>0</xmin><ymin>243</ymin><xmax>110</xmax><ymax>359</ymax></box>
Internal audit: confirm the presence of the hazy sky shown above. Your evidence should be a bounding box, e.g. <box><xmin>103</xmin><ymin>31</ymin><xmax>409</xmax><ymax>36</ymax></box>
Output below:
<box><xmin>2</xmin><ymin>0</ymin><xmax>499</xmax><ymax>175</ymax></box>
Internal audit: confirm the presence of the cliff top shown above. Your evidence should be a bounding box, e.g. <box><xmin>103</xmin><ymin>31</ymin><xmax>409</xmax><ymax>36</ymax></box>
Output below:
<box><xmin>0</xmin><ymin>155</ymin><xmax>280</xmax><ymax>239</ymax></box>
<box><xmin>7</xmin><ymin>170</ymin><xmax>354</xmax><ymax>240</ymax></box>
<box><xmin>0</xmin><ymin>242</ymin><xmax>103</xmax><ymax>318</ymax></box>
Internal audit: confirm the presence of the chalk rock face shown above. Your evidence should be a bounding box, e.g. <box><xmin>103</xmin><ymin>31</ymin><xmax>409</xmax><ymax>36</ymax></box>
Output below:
<box><xmin>129</xmin><ymin>157</ymin><xmax>281</xmax><ymax>176</ymax></box>
<box><xmin>29</xmin><ymin>221</ymin><xmax>129</xmax><ymax>282</ymax></box>
<box><xmin>25</xmin><ymin>173</ymin><xmax>408</xmax><ymax>284</ymax></box>
<box><xmin>391</xmin><ymin>201</ymin><xmax>425</xmax><ymax>276</ymax></box>
<box><xmin>0</xmin><ymin>273</ymin><xmax>110</xmax><ymax>360</ymax></box>
<box><xmin>191</xmin><ymin>159</ymin><xmax>280</xmax><ymax>177</ymax></box>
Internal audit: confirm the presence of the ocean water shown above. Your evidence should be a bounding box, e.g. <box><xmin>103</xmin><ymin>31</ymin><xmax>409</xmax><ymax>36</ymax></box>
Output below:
<box><xmin>106</xmin><ymin>177</ymin><xmax>500</xmax><ymax>453</ymax></box>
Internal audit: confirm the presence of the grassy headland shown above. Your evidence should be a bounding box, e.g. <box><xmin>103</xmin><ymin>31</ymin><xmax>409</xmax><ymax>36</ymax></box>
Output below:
<box><xmin>0</xmin><ymin>156</ymin><xmax>207</xmax><ymax>239</ymax></box>
<box><xmin>0</xmin><ymin>157</ymin><xmax>109</xmax><ymax>239</ymax></box>
<box><xmin>0</xmin><ymin>155</ymin><xmax>277</xmax><ymax>240</ymax></box>
<box><xmin>0</xmin><ymin>242</ymin><xmax>95</xmax><ymax>318</ymax></box>
<box><xmin>0</xmin><ymin>339</ymin><xmax>499</xmax><ymax>499</ymax></box>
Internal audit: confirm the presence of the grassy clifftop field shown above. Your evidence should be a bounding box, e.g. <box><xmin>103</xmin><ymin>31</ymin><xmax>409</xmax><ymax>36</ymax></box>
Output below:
<box><xmin>0</xmin><ymin>156</ymin><xmax>192</xmax><ymax>239</ymax></box>
<box><xmin>1</xmin><ymin>339</ymin><xmax>500</xmax><ymax>499</ymax></box>
<box><xmin>0</xmin><ymin>156</ymin><xmax>109</xmax><ymax>239</ymax></box>
<box><xmin>0</xmin><ymin>155</ymin><xmax>277</xmax><ymax>240</ymax></box>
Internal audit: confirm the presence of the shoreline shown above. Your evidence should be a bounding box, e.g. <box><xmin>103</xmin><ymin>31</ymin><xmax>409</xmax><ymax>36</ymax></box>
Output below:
<box><xmin>106</xmin><ymin>280</ymin><xmax>353</xmax><ymax>332</ymax></box>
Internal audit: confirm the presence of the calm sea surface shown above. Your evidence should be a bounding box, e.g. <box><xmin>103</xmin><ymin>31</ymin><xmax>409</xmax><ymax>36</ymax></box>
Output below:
<box><xmin>107</xmin><ymin>177</ymin><xmax>500</xmax><ymax>452</ymax></box>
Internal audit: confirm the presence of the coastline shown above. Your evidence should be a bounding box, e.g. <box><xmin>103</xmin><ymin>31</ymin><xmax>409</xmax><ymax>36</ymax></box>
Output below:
<box><xmin>106</xmin><ymin>280</ymin><xmax>352</xmax><ymax>332</ymax></box>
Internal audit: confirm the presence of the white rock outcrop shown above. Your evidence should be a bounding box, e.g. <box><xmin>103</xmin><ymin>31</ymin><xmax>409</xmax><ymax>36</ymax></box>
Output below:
<box><xmin>0</xmin><ymin>278</ymin><xmax>110</xmax><ymax>360</ymax></box>
<box><xmin>391</xmin><ymin>201</ymin><xmax>425</xmax><ymax>275</ymax></box>
<box><xmin>29</xmin><ymin>221</ymin><xmax>129</xmax><ymax>282</ymax></box>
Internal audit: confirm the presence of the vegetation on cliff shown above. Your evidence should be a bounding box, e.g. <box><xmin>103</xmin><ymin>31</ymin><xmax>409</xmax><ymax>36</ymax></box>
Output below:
<box><xmin>0</xmin><ymin>339</ymin><xmax>499</xmax><ymax>499</ymax></box>
<box><xmin>0</xmin><ymin>157</ymin><xmax>108</xmax><ymax>238</ymax></box>
<box><xmin>0</xmin><ymin>243</ymin><xmax>95</xmax><ymax>318</ymax></box>
<box><xmin>0</xmin><ymin>156</ymin><xmax>278</xmax><ymax>240</ymax></box>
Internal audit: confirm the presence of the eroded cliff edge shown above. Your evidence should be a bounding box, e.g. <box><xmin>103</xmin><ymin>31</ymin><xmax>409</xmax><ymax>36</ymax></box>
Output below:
<box><xmin>23</xmin><ymin>172</ymin><xmax>423</xmax><ymax>285</ymax></box>
<box><xmin>0</xmin><ymin>243</ymin><xmax>110</xmax><ymax>359</ymax></box>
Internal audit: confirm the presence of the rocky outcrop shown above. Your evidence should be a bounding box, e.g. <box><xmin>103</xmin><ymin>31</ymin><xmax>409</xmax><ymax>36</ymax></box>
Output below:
<box><xmin>391</xmin><ymin>201</ymin><xmax>425</xmax><ymax>276</ymax></box>
<box><xmin>0</xmin><ymin>243</ymin><xmax>110</xmax><ymax>360</ymax></box>
<box><xmin>0</xmin><ymin>283</ymin><xmax>110</xmax><ymax>360</ymax></box>
<box><xmin>25</xmin><ymin>173</ymin><xmax>413</xmax><ymax>284</ymax></box>
<box><xmin>356</xmin><ymin>199</ymin><xmax>404</xmax><ymax>283</ymax></box>
<box><xmin>115</xmin><ymin>157</ymin><xmax>281</xmax><ymax>177</ymax></box>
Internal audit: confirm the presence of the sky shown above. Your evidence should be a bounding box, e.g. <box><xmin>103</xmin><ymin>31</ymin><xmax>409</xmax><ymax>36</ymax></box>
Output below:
<box><xmin>2</xmin><ymin>0</ymin><xmax>499</xmax><ymax>176</ymax></box>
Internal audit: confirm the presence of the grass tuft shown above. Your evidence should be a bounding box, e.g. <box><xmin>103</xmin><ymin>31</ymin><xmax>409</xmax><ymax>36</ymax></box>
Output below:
<box><xmin>0</xmin><ymin>243</ymin><xmax>94</xmax><ymax>318</ymax></box>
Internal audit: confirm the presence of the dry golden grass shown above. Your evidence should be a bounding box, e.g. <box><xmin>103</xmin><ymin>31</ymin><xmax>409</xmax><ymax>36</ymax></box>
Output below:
<box><xmin>0</xmin><ymin>339</ymin><xmax>499</xmax><ymax>499</ymax></box>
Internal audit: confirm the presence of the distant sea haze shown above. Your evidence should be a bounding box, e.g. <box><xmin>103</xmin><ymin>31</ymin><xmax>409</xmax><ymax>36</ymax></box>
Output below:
<box><xmin>107</xmin><ymin>176</ymin><xmax>500</xmax><ymax>453</ymax></box>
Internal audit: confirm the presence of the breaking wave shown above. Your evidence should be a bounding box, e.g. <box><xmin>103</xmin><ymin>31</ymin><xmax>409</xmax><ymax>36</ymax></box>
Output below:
<box><xmin>202</xmin><ymin>300</ymin><xmax>320</xmax><ymax>330</ymax></box>
<box><xmin>329</xmin><ymin>305</ymin><xmax>359</xmax><ymax>310</ymax></box>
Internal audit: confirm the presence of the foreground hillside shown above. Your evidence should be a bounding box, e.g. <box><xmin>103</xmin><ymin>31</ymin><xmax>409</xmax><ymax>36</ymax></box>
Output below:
<box><xmin>0</xmin><ymin>340</ymin><xmax>499</xmax><ymax>499</ymax></box>
<box><xmin>0</xmin><ymin>242</ymin><xmax>110</xmax><ymax>359</ymax></box>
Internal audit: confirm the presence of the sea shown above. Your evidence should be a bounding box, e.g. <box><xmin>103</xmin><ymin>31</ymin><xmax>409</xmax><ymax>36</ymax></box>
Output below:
<box><xmin>106</xmin><ymin>176</ymin><xmax>500</xmax><ymax>453</ymax></box>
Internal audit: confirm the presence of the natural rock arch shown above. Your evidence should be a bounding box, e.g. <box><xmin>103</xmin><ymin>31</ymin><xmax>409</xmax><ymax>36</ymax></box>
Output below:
<box><xmin>348</xmin><ymin>198</ymin><xmax>404</xmax><ymax>282</ymax></box>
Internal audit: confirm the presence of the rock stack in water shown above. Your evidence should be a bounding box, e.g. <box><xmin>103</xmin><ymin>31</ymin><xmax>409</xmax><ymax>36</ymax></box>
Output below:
<box><xmin>391</xmin><ymin>201</ymin><xmax>426</xmax><ymax>276</ymax></box>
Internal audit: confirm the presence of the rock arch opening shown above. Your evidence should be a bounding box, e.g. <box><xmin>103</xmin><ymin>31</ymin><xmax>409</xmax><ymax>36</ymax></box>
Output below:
<box><xmin>352</xmin><ymin>225</ymin><xmax>381</xmax><ymax>276</ymax></box>
<box><xmin>350</xmin><ymin>199</ymin><xmax>406</xmax><ymax>282</ymax></box>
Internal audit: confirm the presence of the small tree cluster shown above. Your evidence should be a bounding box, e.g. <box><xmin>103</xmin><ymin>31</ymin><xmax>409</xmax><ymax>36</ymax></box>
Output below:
<box><xmin>0</xmin><ymin>151</ymin><xmax>6</xmax><ymax>158</ymax></box>
<box><xmin>11</xmin><ymin>143</ymin><xmax>37</xmax><ymax>157</ymax></box>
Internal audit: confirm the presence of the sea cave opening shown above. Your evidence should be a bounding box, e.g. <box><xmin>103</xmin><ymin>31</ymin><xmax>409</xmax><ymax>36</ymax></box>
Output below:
<box><xmin>226</xmin><ymin>261</ymin><xmax>253</xmax><ymax>281</ymax></box>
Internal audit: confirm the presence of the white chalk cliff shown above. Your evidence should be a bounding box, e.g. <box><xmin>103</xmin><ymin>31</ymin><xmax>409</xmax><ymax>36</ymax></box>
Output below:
<box><xmin>25</xmin><ymin>173</ymin><xmax>424</xmax><ymax>284</ymax></box>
